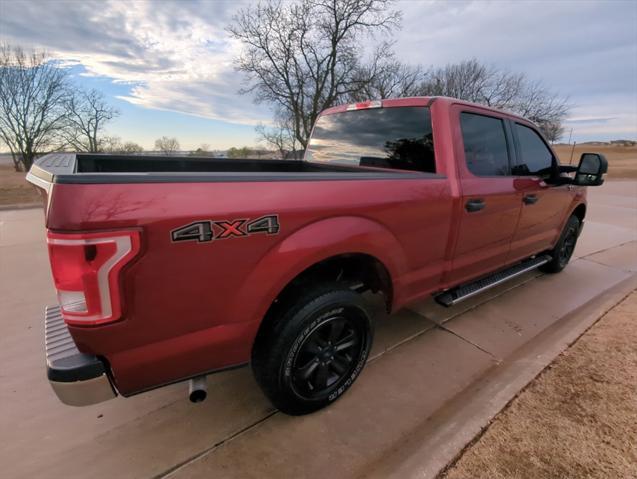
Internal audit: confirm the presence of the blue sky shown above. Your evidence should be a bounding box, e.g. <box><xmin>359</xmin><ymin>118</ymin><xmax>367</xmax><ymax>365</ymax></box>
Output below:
<box><xmin>1</xmin><ymin>0</ymin><xmax>636</xmax><ymax>149</ymax></box>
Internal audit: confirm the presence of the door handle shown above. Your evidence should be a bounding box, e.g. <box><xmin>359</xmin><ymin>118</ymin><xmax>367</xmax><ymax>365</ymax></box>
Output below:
<box><xmin>523</xmin><ymin>194</ymin><xmax>539</xmax><ymax>205</ymax></box>
<box><xmin>465</xmin><ymin>198</ymin><xmax>485</xmax><ymax>212</ymax></box>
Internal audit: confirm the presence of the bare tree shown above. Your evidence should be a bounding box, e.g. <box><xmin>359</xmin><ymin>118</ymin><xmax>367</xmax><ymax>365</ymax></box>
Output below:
<box><xmin>120</xmin><ymin>142</ymin><xmax>144</xmax><ymax>154</ymax></box>
<box><xmin>0</xmin><ymin>44</ymin><xmax>69</xmax><ymax>171</ymax></box>
<box><xmin>189</xmin><ymin>144</ymin><xmax>214</xmax><ymax>156</ymax></box>
<box><xmin>101</xmin><ymin>135</ymin><xmax>123</xmax><ymax>153</ymax></box>
<box><xmin>511</xmin><ymin>80</ymin><xmax>569</xmax><ymax>142</ymax></box>
<box><xmin>348</xmin><ymin>46</ymin><xmax>425</xmax><ymax>101</ymax></box>
<box><xmin>63</xmin><ymin>88</ymin><xmax>119</xmax><ymax>152</ymax></box>
<box><xmin>256</xmin><ymin>110</ymin><xmax>300</xmax><ymax>159</ymax></box>
<box><xmin>421</xmin><ymin>59</ymin><xmax>568</xmax><ymax>141</ymax></box>
<box><xmin>154</xmin><ymin>136</ymin><xmax>180</xmax><ymax>155</ymax></box>
<box><xmin>539</xmin><ymin>122</ymin><xmax>565</xmax><ymax>144</ymax></box>
<box><xmin>227</xmin><ymin>146</ymin><xmax>253</xmax><ymax>158</ymax></box>
<box><xmin>229</xmin><ymin>0</ymin><xmax>401</xmax><ymax>149</ymax></box>
<box><xmin>101</xmin><ymin>136</ymin><xmax>144</xmax><ymax>154</ymax></box>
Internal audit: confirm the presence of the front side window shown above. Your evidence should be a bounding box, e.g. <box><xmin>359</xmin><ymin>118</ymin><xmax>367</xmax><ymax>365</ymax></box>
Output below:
<box><xmin>460</xmin><ymin>112</ymin><xmax>510</xmax><ymax>176</ymax></box>
<box><xmin>513</xmin><ymin>123</ymin><xmax>555</xmax><ymax>176</ymax></box>
<box><xmin>305</xmin><ymin>106</ymin><xmax>435</xmax><ymax>173</ymax></box>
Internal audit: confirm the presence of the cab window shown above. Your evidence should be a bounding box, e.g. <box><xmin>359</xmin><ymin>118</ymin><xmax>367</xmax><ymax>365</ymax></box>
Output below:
<box><xmin>513</xmin><ymin>123</ymin><xmax>555</xmax><ymax>177</ymax></box>
<box><xmin>460</xmin><ymin>112</ymin><xmax>510</xmax><ymax>176</ymax></box>
<box><xmin>306</xmin><ymin>106</ymin><xmax>435</xmax><ymax>173</ymax></box>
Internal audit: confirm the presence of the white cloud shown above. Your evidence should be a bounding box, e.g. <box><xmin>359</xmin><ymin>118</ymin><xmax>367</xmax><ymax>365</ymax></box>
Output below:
<box><xmin>1</xmin><ymin>0</ymin><xmax>635</xmax><ymax>141</ymax></box>
<box><xmin>1</xmin><ymin>0</ymin><xmax>271</xmax><ymax>125</ymax></box>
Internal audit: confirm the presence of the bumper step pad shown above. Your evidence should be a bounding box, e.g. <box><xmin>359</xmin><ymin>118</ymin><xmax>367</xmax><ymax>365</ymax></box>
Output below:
<box><xmin>45</xmin><ymin>306</ymin><xmax>107</xmax><ymax>382</ymax></box>
<box><xmin>45</xmin><ymin>306</ymin><xmax>116</xmax><ymax>406</ymax></box>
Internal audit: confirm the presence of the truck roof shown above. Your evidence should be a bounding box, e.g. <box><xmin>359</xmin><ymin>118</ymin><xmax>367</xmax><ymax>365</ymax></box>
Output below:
<box><xmin>320</xmin><ymin>96</ymin><xmax>531</xmax><ymax>124</ymax></box>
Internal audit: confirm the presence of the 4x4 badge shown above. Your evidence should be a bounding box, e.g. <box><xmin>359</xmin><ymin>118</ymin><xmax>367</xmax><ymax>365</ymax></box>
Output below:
<box><xmin>171</xmin><ymin>215</ymin><xmax>280</xmax><ymax>243</ymax></box>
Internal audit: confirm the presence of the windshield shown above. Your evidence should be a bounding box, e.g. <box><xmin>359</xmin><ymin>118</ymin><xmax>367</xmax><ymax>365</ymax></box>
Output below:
<box><xmin>305</xmin><ymin>106</ymin><xmax>435</xmax><ymax>173</ymax></box>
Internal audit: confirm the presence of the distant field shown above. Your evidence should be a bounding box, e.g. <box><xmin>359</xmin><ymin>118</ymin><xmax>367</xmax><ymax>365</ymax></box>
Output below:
<box><xmin>0</xmin><ymin>145</ymin><xmax>636</xmax><ymax>206</ymax></box>
<box><xmin>553</xmin><ymin>144</ymin><xmax>637</xmax><ymax>179</ymax></box>
<box><xmin>0</xmin><ymin>164</ymin><xmax>41</xmax><ymax>206</ymax></box>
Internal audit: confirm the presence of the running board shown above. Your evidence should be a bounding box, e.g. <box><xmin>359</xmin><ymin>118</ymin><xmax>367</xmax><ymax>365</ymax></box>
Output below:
<box><xmin>435</xmin><ymin>255</ymin><xmax>551</xmax><ymax>307</ymax></box>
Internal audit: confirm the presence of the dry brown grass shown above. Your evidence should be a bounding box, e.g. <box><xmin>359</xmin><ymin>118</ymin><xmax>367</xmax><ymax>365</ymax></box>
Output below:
<box><xmin>443</xmin><ymin>290</ymin><xmax>637</xmax><ymax>479</ymax></box>
<box><xmin>0</xmin><ymin>164</ymin><xmax>41</xmax><ymax>206</ymax></box>
<box><xmin>554</xmin><ymin>144</ymin><xmax>637</xmax><ymax>179</ymax></box>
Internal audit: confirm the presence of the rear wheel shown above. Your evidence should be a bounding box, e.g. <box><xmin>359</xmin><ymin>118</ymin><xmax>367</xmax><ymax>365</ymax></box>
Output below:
<box><xmin>540</xmin><ymin>215</ymin><xmax>580</xmax><ymax>274</ymax></box>
<box><xmin>252</xmin><ymin>284</ymin><xmax>373</xmax><ymax>415</ymax></box>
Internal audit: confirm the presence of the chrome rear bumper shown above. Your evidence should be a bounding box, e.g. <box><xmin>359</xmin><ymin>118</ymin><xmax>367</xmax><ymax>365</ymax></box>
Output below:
<box><xmin>45</xmin><ymin>306</ymin><xmax>116</xmax><ymax>406</ymax></box>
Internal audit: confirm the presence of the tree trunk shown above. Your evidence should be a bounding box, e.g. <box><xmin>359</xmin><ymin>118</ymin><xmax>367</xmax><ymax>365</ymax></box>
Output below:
<box><xmin>21</xmin><ymin>152</ymin><xmax>34</xmax><ymax>171</ymax></box>
<box><xmin>11</xmin><ymin>152</ymin><xmax>23</xmax><ymax>172</ymax></box>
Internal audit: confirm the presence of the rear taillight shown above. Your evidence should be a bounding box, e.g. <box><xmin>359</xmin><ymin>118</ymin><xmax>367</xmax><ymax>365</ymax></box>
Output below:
<box><xmin>46</xmin><ymin>230</ymin><xmax>141</xmax><ymax>326</ymax></box>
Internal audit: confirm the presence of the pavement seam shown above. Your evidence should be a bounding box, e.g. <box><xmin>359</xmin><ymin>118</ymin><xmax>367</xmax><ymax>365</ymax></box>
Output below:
<box><xmin>583</xmin><ymin>257</ymin><xmax>637</xmax><ymax>274</ymax></box>
<box><xmin>153</xmin><ymin>410</ymin><xmax>278</xmax><ymax>479</ymax></box>
<box><xmin>0</xmin><ymin>203</ymin><xmax>42</xmax><ymax>211</ymax></box>
<box><xmin>368</xmin><ymin>321</ymin><xmax>437</xmax><ymax>362</ymax></box>
<box><xmin>433</xmin><ymin>323</ymin><xmax>501</xmax><ymax>362</ymax></box>
<box><xmin>578</xmin><ymin>239</ymin><xmax>637</xmax><ymax>260</ymax></box>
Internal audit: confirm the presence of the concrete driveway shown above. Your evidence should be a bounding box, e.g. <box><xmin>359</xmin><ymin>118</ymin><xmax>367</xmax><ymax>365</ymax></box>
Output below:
<box><xmin>1</xmin><ymin>181</ymin><xmax>636</xmax><ymax>478</ymax></box>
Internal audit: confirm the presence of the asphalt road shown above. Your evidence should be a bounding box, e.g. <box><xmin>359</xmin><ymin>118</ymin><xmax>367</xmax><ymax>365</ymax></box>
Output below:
<box><xmin>1</xmin><ymin>181</ymin><xmax>636</xmax><ymax>478</ymax></box>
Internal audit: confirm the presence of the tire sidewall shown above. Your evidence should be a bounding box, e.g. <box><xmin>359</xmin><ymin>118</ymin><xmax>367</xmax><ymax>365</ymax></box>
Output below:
<box><xmin>557</xmin><ymin>216</ymin><xmax>580</xmax><ymax>268</ymax></box>
<box><xmin>279</xmin><ymin>292</ymin><xmax>372</xmax><ymax>408</ymax></box>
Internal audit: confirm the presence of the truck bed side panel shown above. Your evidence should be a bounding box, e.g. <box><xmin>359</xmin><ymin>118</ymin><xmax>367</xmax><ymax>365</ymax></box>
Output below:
<box><xmin>48</xmin><ymin>178</ymin><xmax>454</xmax><ymax>394</ymax></box>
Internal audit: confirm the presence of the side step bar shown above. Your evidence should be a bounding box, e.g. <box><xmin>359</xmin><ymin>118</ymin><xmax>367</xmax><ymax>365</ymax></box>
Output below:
<box><xmin>435</xmin><ymin>255</ymin><xmax>551</xmax><ymax>307</ymax></box>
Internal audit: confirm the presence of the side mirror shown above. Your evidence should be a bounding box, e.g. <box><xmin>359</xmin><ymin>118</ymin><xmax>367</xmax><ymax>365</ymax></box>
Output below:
<box><xmin>573</xmin><ymin>153</ymin><xmax>608</xmax><ymax>186</ymax></box>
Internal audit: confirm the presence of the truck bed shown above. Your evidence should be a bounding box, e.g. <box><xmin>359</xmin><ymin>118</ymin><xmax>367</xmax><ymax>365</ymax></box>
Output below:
<box><xmin>28</xmin><ymin>153</ymin><xmax>434</xmax><ymax>186</ymax></box>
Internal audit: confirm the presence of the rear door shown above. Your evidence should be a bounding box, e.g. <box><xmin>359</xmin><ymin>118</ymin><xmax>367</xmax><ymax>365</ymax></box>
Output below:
<box><xmin>446</xmin><ymin>107</ymin><xmax>522</xmax><ymax>286</ymax></box>
<box><xmin>507</xmin><ymin>122</ymin><xmax>574</xmax><ymax>262</ymax></box>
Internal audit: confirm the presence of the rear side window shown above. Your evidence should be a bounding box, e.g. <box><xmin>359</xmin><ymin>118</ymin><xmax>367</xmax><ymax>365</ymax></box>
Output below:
<box><xmin>305</xmin><ymin>106</ymin><xmax>435</xmax><ymax>173</ymax></box>
<box><xmin>460</xmin><ymin>112</ymin><xmax>510</xmax><ymax>176</ymax></box>
<box><xmin>513</xmin><ymin>123</ymin><xmax>554</xmax><ymax>176</ymax></box>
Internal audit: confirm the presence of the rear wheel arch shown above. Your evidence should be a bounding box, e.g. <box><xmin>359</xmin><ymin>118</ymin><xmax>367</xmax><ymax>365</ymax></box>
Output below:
<box><xmin>230</xmin><ymin>214</ymin><xmax>405</xmax><ymax>326</ymax></box>
<box><xmin>252</xmin><ymin>252</ymin><xmax>392</xmax><ymax>354</ymax></box>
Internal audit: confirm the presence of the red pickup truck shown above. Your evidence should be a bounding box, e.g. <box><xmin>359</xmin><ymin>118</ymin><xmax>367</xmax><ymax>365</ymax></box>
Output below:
<box><xmin>28</xmin><ymin>97</ymin><xmax>607</xmax><ymax>415</ymax></box>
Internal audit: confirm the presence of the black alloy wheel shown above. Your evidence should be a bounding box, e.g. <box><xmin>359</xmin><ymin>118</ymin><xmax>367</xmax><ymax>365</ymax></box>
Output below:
<box><xmin>290</xmin><ymin>310</ymin><xmax>366</xmax><ymax>400</ymax></box>
<box><xmin>252</xmin><ymin>284</ymin><xmax>374</xmax><ymax>415</ymax></box>
<box><xmin>558</xmin><ymin>224</ymin><xmax>578</xmax><ymax>267</ymax></box>
<box><xmin>540</xmin><ymin>215</ymin><xmax>581</xmax><ymax>274</ymax></box>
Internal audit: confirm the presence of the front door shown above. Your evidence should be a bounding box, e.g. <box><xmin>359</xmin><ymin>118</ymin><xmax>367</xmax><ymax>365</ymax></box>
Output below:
<box><xmin>508</xmin><ymin>122</ymin><xmax>574</xmax><ymax>263</ymax></box>
<box><xmin>446</xmin><ymin>109</ymin><xmax>522</xmax><ymax>286</ymax></box>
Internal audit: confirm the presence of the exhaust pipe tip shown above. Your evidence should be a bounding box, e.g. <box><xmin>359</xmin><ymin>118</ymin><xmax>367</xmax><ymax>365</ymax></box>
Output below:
<box><xmin>189</xmin><ymin>389</ymin><xmax>207</xmax><ymax>403</ymax></box>
<box><xmin>188</xmin><ymin>376</ymin><xmax>207</xmax><ymax>403</ymax></box>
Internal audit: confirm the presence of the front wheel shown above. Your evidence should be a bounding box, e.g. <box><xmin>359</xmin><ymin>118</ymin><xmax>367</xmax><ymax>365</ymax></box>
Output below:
<box><xmin>252</xmin><ymin>285</ymin><xmax>374</xmax><ymax>415</ymax></box>
<box><xmin>540</xmin><ymin>215</ymin><xmax>580</xmax><ymax>274</ymax></box>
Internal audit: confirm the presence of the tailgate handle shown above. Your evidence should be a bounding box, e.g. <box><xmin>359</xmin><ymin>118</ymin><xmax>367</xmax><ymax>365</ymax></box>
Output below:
<box><xmin>523</xmin><ymin>194</ymin><xmax>539</xmax><ymax>205</ymax></box>
<box><xmin>465</xmin><ymin>198</ymin><xmax>485</xmax><ymax>212</ymax></box>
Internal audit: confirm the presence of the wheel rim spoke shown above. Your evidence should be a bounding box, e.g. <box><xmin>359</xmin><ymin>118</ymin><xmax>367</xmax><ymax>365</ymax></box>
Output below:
<box><xmin>313</xmin><ymin>363</ymin><xmax>329</xmax><ymax>390</ymax></box>
<box><xmin>330</xmin><ymin>355</ymin><xmax>348</xmax><ymax>375</ymax></box>
<box><xmin>560</xmin><ymin>229</ymin><xmax>576</xmax><ymax>262</ymax></box>
<box><xmin>329</xmin><ymin>318</ymin><xmax>346</xmax><ymax>342</ymax></box>
<box><xmin>334</xmin><ymin>332</ymin><xmax>358</xmax><ymax>352</ymax></box>
<box><xmin>303</xmin><ymin>337</ymin><xmax>322</xmax><ymax>355</ymax></box>
<box><xmin>296</xmin><ymin>357</ymin><xmax>320</xmax><ymax>380</ymax></box>
<box><xmin>290</xmin><ymin>310</ymin><xmax>365</xmax><ymax>399</ymax></box>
